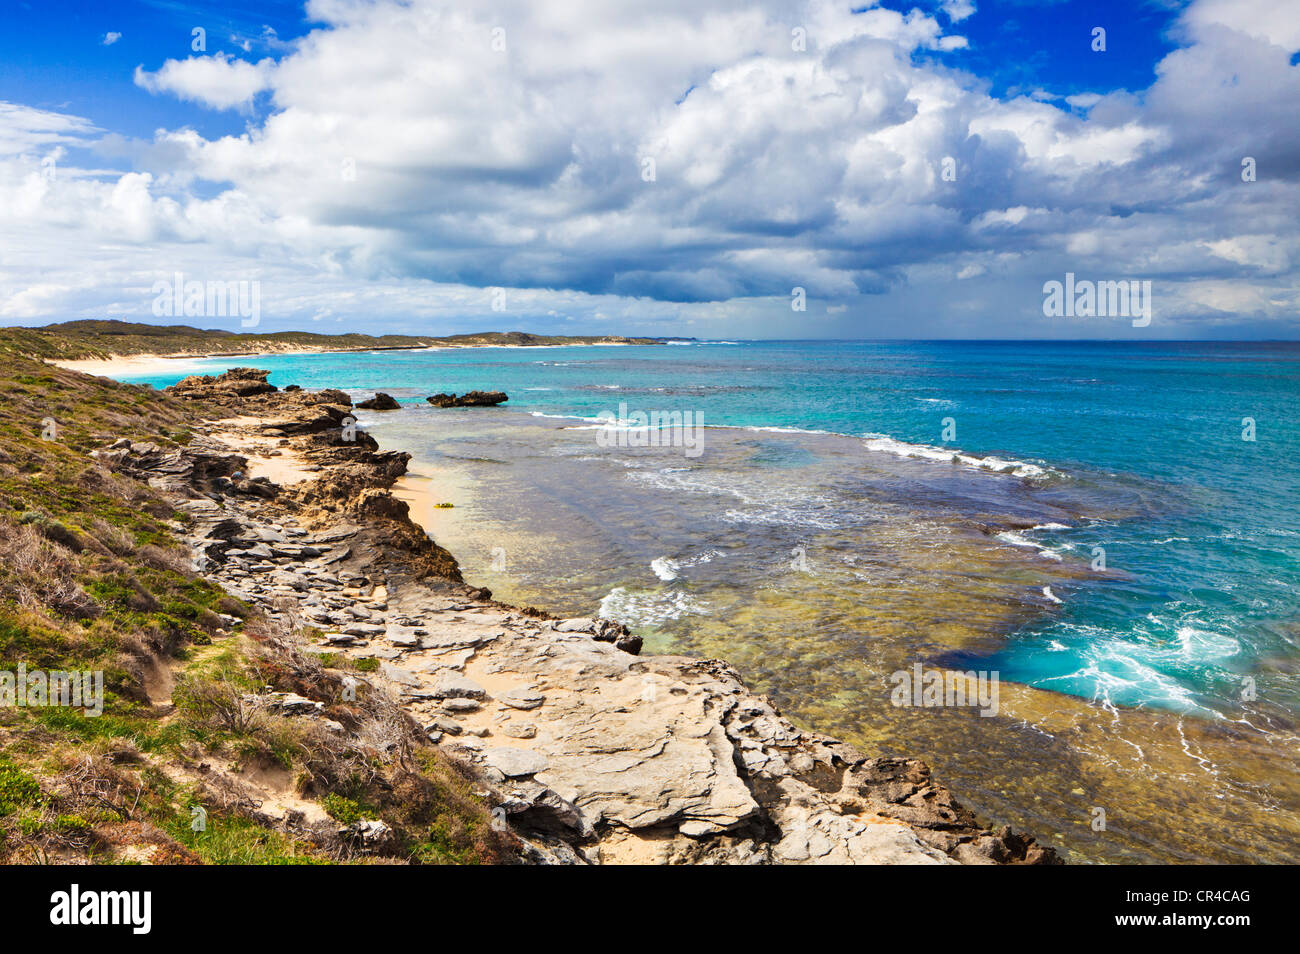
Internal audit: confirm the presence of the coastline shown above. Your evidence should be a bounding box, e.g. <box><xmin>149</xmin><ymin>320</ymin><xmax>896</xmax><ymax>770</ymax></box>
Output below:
<box><xmin>40</xmin><ymin>345</ymin><xmax>1299</xmax><ymax>865</ymax></box>
<box><xmin>125</xmin><ymin>366</ymin><xmax>1060</xmax><ymax>864</ymax></box>
<box><xmin>50</xmin><ymin>340</ymin><xmax>643</xmax><ymax>378</ymax></box>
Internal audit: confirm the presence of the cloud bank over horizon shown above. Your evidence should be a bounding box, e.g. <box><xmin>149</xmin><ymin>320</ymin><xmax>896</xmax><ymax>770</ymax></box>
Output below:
<box><xmin>1</xmin><ymin>0</ymin><xmax>1298</xmax><ymax>339</ymax></box>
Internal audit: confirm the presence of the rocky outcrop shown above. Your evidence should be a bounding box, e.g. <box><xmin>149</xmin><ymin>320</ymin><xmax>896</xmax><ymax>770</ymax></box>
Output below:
<box><xmin>169</xmin><ymin>367</ymin><xmax>277</xmax><ymax>400</ymax></box>
<box><xmin>102</xmin><ymin>369</ymin><xmax>1060</xmax><ymax>865</ymax></box>
<box><xmin>357</xmin><ymin>393</ymin><xmax>401</xmax><ymax>410</ymax></box>
<box><xmin>259</xmin><ymin>402</ymin><xmax>353</xmax><ymax>436</ymax></box>
<box><xmin>394</xmin><ymin>620</ymin><xmax>1055</xmax><ymax>864</ymax></box>
<box><xmin>427</xmin><ymin>391</ymin><xmax>508</xmax><ymax>408</ymax></box>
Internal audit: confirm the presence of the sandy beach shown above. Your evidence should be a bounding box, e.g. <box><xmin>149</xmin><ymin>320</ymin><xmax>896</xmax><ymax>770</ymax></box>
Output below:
<box><xmin>51</xmin><ymin>353</ymin><xmax>216</xmax><ymax>377</ymax></box>
<box><xmin>51</xmin><ymin>340</ymin><xmax>641</xmax><ymax>379</ymax></box>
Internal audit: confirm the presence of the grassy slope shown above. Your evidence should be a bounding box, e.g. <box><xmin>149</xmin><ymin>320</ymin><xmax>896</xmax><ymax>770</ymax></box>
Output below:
<box><xmin>0</xmin><ymin>320</ymin><xmax>676</xmax><ymax>361</ymax></box>
<box><xmin>0</xmin><ymin>355</ymin><xmax>507</xmax><ymax>863</ymax></box>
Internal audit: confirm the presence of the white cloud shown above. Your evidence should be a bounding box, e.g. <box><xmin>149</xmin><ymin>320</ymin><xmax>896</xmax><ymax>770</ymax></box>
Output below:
<box><xmin>103</xmin><ymin>32</ymin><xmax>122</xmax><ymax>46</ymax></box>
<box><xmin>941</xmin><ymin>0</ymin><xmax>976</xmax><ymax>23</ymax></box>
<box><xmin>134</xmin><ymin>53</ymin><xmax>276</xmax><ymax>110</ymax></box>
<box><xmin>0</xmin><ymin>0</ymin><xmax>1296</xmax><ymax>337</ymax></box>
<box><xmin>1181</xmin><ymin>0</ymin><xmax>1300</xmax><ymax>51</ymax></box>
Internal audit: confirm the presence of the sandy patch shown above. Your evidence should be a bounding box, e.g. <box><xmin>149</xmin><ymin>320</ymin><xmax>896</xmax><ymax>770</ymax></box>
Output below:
<box><xmin>392</xmin><ymin>465</ymin><xmax>472</xmax><ymax>536</ymax></box>
<box><xmin>209</xmin><ymin>416</ymin><xmax>316</xmax><ymax>486</ymax></box>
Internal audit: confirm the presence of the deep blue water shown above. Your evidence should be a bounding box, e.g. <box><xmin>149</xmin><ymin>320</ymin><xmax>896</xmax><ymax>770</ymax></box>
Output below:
<box><xmin>125</xmin><ymin>340</ymin><xmax>1300</xmax><ymax>721</ymax></box>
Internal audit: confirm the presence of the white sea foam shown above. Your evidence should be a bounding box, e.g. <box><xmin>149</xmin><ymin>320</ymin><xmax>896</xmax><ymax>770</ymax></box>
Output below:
<box><xmin>1043</xmin><ymin>586</ymin><xmax>1063</xmax><ymax>604</ymax></box>
<box><xmin>651</xmin><ymin>550</ymin><xmax>724</xmax><ymax>581</ymax></box>
<box><xmin>1036</xmin><ymin>646</ymin><xmax>1216</xmax><ymax>717</ymax></box>
<box><xmin>720</xmin><ymin>507</ymin><xmax>844</xmax><ymax>530</ymax></box>
<box><xmin>997</xmin><ymin>531</ymin><xmax>1064</xmax><ymax>560</ymax></box>
<box><xmin>741</xmin><ymin>425</ymin><xmax>833</xmax><ymax>436</ymax></box>
<box><xmin>1176</xmin><ymin>626</ymin><xmax>1240</xmax><ymax>660</ymax></box>
<box><xmin>862</xmin><ymin>433</ymin><xmax>1050</xmax><ymax>479</ymax></box>
<box><xmin>529</xmin><ymin>410</ymin><xmax>589</xmax><ymax>421</ymax></box>
<box><xmin>598</xmin><ymin>586</ymin><xmax>708</xmax><ymax>626</ymax></box>
<box><xmin>650</xmin><ymin>557</ymin><xmax>679</xmax><ymax>581</ymax></box>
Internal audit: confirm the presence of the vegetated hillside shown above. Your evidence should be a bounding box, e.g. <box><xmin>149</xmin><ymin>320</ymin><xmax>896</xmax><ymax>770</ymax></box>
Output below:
<box><xmin>0</xmin><ymin>320</ymin><xmax>680</xmax><ymax>361</ymax></box>
<box><xmin>0</xmin><ymin>356</ymin><xmax>507</xmax><ymax>863</ymax></box>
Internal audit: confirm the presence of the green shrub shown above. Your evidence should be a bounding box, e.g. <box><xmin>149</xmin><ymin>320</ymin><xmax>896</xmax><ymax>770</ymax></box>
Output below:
<box><xmin>322</xmin><ymin>793</ymin><xmax>377</xmax><ymax>825</ymax></box>
<box><xmin>0</xmin><ymin>761</ymin><xmax>45</xmax><ymax>816</ymax></box>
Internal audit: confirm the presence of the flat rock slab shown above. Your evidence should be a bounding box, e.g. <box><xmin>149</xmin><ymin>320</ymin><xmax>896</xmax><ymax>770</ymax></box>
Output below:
<box><xmin>417</xmin><ymin>650</ymin><xmax>474</xmax><ymax>671</ymax></box>
<box><xmin>498</xmin><ymin>688</ymin><xmax>545</xmax><ymax>710</ymax></box>
<box><xmin>385</xmin><ymin>626</ymin><xmax>422</xmax><ymax>647</ymax></box>
<box><xmin>342</xmin><ymin>623</ymin><xmax>386</xmax><ymax>636</ymax></box>
<box><xmin>380</xmin><ymin>663</ymin><xmax>420</xmax><ymax>687</ymax></box>
<box><xmin>484</xmin><ymin>747</ymin><xmax>549</xmax><ymax>778</ymax></box>
<box><xmin>441</xmin><ymin>698</ymin><xmax>481</xmax><ymax>713</ymax></box>
<box><xmin>428</xmin><ymin>672</ymin><xmax>488</xmax><ymax>700</ymax></box>
<box><xmin>421</xmin><ymin>629</ymin><xmax>500</xmax><ymax>650</ymax></box>
<box><xmin>314</xmin><ymin>547</ymin><xmax>352</xmax><ymax>566</ymax></box>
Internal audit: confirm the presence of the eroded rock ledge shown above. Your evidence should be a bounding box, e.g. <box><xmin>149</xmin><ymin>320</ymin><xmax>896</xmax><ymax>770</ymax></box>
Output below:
<box><xmin>112</xmin><ymin>368</ymin><xmax>1058</xmax><ymax>865</ymax></box>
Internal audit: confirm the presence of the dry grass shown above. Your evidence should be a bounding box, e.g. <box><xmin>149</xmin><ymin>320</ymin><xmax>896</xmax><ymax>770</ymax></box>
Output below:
<box><xmin>0</xmin><ymin>521</ymin><xmax>93</xmax><ymax>617</ymax></box>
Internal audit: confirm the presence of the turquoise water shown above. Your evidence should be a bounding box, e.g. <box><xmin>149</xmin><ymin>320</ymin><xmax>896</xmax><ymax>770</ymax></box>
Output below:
<box><xmin>120</xmin><ymin>339</ymin><xmax>1300</xmax><ymax>862</ymax></box>
<box><xmin>128</xmin><ymin>340</ymin><xmax>1300</xmax><ymax>723</ymax></box>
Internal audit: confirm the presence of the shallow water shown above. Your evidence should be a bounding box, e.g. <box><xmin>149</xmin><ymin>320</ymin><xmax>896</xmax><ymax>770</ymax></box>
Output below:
<box><xmin>125</xmin><ymin>340</ymin><xmax>1300</xmax><ymax>863</ymax></box>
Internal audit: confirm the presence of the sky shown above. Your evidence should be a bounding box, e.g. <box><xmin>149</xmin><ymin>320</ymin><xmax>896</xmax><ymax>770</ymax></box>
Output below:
<box><xmin>0</xmin><ymin>0</ymin><xmax>1297</xmax><ymax>340</ymax></box>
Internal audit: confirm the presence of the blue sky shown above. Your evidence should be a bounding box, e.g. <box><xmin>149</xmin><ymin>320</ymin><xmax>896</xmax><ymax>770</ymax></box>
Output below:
<box><xmin>915</xmin><ymin>0</ymin><xmax>1182</xmax><ymax>99</ymax></box>
<box><xmin>0</xmin><ymin>0</ymin><xmax>1297</xmax><ymax>339</ymax></box>
<box><xmin>0</xmin><ymin>0</ymin><xmax>307</xmax><ymax>138</ymax></box>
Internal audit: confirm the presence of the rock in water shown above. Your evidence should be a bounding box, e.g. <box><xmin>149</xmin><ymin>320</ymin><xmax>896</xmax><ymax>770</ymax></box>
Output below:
<box><xmin>357</xmin><ymin>393</ymin><xmax>401</xmax><ymax>410</ymax></box>
<box><xmin>426</xmin><ymin>391</ymin><xmax>508</xmax><ymax>408</ymax></box>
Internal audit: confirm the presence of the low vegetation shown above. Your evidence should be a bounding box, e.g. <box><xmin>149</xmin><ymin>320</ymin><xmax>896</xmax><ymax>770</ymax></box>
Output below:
<box><xmin>0</xmin><ymin>320</ymin><xmax>678</xmax><ymax>362</ymax></box>
<box><xmin>0</xmin><ymin>353</ymin><xmax>510</xmax><ymax>863</ymax></box>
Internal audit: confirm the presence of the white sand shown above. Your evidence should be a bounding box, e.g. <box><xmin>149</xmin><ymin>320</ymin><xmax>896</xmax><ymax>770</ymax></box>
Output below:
<box><xmin>209</xmin><ymin>418</ymin><xmax>317</xmax><ymax>486</ymax></box>
<box><xmin>51</xmin><ymin>353</ymin><xmax>215</xmax><ymax>377</ymax></box>
<box><xmin>51</xmin><ymin>338</ymin><xmax>647</xmax><ymax>382</ymax></box>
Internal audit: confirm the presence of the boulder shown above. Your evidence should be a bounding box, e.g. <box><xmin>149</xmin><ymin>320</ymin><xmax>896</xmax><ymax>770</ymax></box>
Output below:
<box><xmin>357</xmin><ymin>393</ymin><xmax>401</xmax><ymax>410</ymax></box>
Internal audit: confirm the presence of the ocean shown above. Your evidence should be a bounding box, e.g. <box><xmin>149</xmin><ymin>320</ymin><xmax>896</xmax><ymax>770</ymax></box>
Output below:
<box><xmin>122</xmin><ymin>339</ymin><xmax>1300</xmax><ymax>864</ymax></box>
